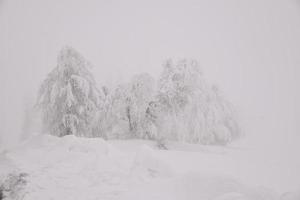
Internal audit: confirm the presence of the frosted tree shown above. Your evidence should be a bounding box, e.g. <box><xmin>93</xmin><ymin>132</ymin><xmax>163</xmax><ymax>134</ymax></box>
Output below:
<box><xmin>155</xmin><ymin>59</ymin><xmax>202</xmax><ymax>140</ymax></box>
<box><xmin>204</xmin><ymin>85</ymin><xmax>240</xmax><ymax>144</ymax></box>
<box><xmin>101</xmin><ymin>73</ymin><xmax>155</xmax><ymax>139</ymax></box>
<box><xmin>102</xmin><ymin>83</ymin><xmax>132</xmax><ymax>139</ymax></box>
<box><xmin>96</xmin><ymin>86</ymin><xmax>113</xmax><ymax>139</ymax></box>
<box><xmin>128</xmin><ymin>73</ymin><xmax>155</xmax><ymax>138</ymax></box>
<box><xmin>154</xmin><ymin>59</ymin><xmax>240</xmax><ymax>145</ymax></box>
<box><xmin>36</xmin><ymin>46</ymin><xmax>103</xmax><ymax>137</ymax></box>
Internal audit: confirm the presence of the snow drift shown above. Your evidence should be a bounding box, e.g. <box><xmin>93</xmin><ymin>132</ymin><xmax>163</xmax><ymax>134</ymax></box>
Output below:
<box><xmin>1</xmin><ymin>134</ymin><xmax>298</xmax><ymax>200</ymax></box>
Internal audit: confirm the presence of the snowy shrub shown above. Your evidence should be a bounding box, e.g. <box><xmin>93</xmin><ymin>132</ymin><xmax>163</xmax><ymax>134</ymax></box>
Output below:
<box><xmin>0</xmin><ymin>186</ymin><xmax>3</xmax><ymax>200</ymax></box>
<box><xmin>36</xmin><ymin>46</ymin><xmax>104</xmax><ymax>137</ymax></box>
<box><xmin>0</xmin><ymin>173</ymin><xmax>28</xmax><ymax>200</ymax></box>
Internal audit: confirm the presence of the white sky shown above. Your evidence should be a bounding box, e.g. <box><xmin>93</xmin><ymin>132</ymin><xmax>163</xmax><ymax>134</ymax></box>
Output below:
<box><xmin>0</xmin><ymin>0</ymin><xmax>299</xmax><ymax>146</ymax></box>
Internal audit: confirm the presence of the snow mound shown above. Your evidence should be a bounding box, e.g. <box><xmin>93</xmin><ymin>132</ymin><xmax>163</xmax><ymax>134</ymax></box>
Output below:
<box><xmin>0</xmin><ymin>153</ymin><xmax>19</xmax><ymax>182</ymax></box>
<box><xmin>178</xmin><ymin>172</ymin><xmax>278</xmax><ymax>200</ymax></box>
<box><xmin>59</xmin><ymin>135</ymin><xmax>112</xmax><ymax>155</ymax></box>
<box><xmin>22</xmin><ymin>134</ymin><xmax>60</xmax><ymax>148</ymax></box>
<box><xmin>122</xmin><ymin>172</ymin><xmax>278</xmax><ymax>200</ymax></box>
<box><xmin>1</xmin><ymin>134</ymin><xmax>131</xmax><ymax>200</ymax></box>
<box><xmin>280</xmin><ymin>190</ymin><xmax>300</xmax><ymax>200</ymax></box>
<box><xmin>0</xmin><ymin>134</ymin><xmax>292</xmax><ymax>200</ymax></box>
<box><xmin>5</xmin><ymin>134</ymin><xmax>119</xmax><ymax>173</ymax></box>
<box><xmin>130</xmin><ymin>145</ymin><xmax>174</xmax><ymax>180</ymax></box>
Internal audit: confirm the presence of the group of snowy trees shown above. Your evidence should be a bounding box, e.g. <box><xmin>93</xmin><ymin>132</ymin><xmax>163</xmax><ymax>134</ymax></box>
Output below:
<box><xmin>98</xmin><ymin>73</ymin><xmax>156</xmax><ymax>140</ymax></box>
<box><xmin>36</xmin><ymin>47</ymin><xmax>240</xmax><ymax>145</ymax></box>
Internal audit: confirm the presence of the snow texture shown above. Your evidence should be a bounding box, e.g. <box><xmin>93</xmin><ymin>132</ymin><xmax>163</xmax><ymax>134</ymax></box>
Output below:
<box><xmin>0</xmin><ymin>134</ymin><xmax>298</xmax><ymax>200</ymax></box>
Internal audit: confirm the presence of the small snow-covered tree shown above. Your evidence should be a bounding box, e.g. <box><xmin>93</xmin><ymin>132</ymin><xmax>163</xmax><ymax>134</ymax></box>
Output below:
<box><xmin>101</xmin><ymin>73</ymin><xmax>155</xmax><ymax>139</ymax></box>
<box><xmin>129</xmin><ymin>73</ymin><xmax>155</xmax><ymax>138</ymax></box>
<box><xmin>36</xmin><ymin>46</ymin><xmax>103</xmax><ymax>137</ymax></box>
<box><xmin>103</xmin><ymin>83</ymin><xmax>132</xmax><ymax>139</ymax></box>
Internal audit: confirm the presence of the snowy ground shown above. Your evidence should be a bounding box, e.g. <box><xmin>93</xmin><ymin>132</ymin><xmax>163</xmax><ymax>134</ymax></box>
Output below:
<box><xmin>0</xmin><ymin>135</ymin><xmax>299</xmax><ymax>200</ymax></box>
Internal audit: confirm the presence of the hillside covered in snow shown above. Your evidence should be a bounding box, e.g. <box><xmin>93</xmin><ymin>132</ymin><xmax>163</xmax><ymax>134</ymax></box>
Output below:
<box><xmin>1</xmin><ymin>1</ymin><xmax>299</xmax><ymax>199</ymax></box>
<box><xmin>0</xmin><ymin>134</ymin><xmax>299</xmax><ymax>200</ymax></box>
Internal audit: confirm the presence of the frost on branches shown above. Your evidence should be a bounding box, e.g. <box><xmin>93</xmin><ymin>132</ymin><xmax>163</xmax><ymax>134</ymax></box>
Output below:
<box><xmin>149</xmin><ymin>59</ymin><xmax>240</xmax><ymax>145</ymax></box>
<box><xmin>35</xmin><ymin>47</ymin><xmax>240</xmax><ymax>145</ymax></box>
<box><xmin>100</xmin><ymin>73</ymin><xmax>156</xmax><ymax>140</ymax></box>
<box><xmin>36</xmin><ymin>47</ymin><xmax>103</xmax><ymax>137</ymax></box>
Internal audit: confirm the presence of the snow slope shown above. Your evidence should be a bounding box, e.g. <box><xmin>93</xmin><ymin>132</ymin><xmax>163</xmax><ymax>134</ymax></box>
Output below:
<box><xmin>0</xmin><ymin>135</ymin><xmax>299</xmax><ymax>200</ymax></box>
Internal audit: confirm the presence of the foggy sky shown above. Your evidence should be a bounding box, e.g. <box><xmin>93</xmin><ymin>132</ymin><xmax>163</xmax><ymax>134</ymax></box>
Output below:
<box><xmin>0</xmin><ymin>0</ymin><xmax>299</xmax><ymax>147</ymax></box>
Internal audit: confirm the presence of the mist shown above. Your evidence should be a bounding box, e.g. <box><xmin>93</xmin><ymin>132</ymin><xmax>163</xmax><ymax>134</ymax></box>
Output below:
<box><xmin>1</xmin><ymin>1</ymin><xmax>300</xmax><ymax>199</ymax></box>
<box><xmin>0</xmin><ymin>0</ymin><xmax>299</xmax><ymax>149</ymax></box>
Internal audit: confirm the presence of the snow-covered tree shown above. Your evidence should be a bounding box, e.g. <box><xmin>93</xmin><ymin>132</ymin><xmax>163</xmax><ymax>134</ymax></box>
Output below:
<box><xmin>36</xmin><ymin>46</ymin><xmax>103</xmax><ymax>137</ymax></box>
<box><xmin>153</xmin><ymin>59</ymin><xmax>240</xmax><ymax>145</ymax></box>
<box><xmin>128</xmin><ymin>73</ymin><xmax>155</xmax><ymax>138</ymax></box>
<box><xmin>102</xmin><ymin>83</ymin><xmax>132</xmax><ymax>139</ymax></box>
<box><xmin>100</xmin><ymin>73</ymin><xmax>155</xmax><ymax>139</ymax></box>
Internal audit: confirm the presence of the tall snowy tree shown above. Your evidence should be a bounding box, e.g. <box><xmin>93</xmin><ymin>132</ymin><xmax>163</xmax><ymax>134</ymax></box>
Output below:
<box><xmin>153</xmin><ymin>59</ymin><xmax>240</xmax><ymax>145</ymax></box>
<box><xmin>36</xmin><ymin>46</ymin><xmax>103</xmax><ymax>137</ymax></box>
